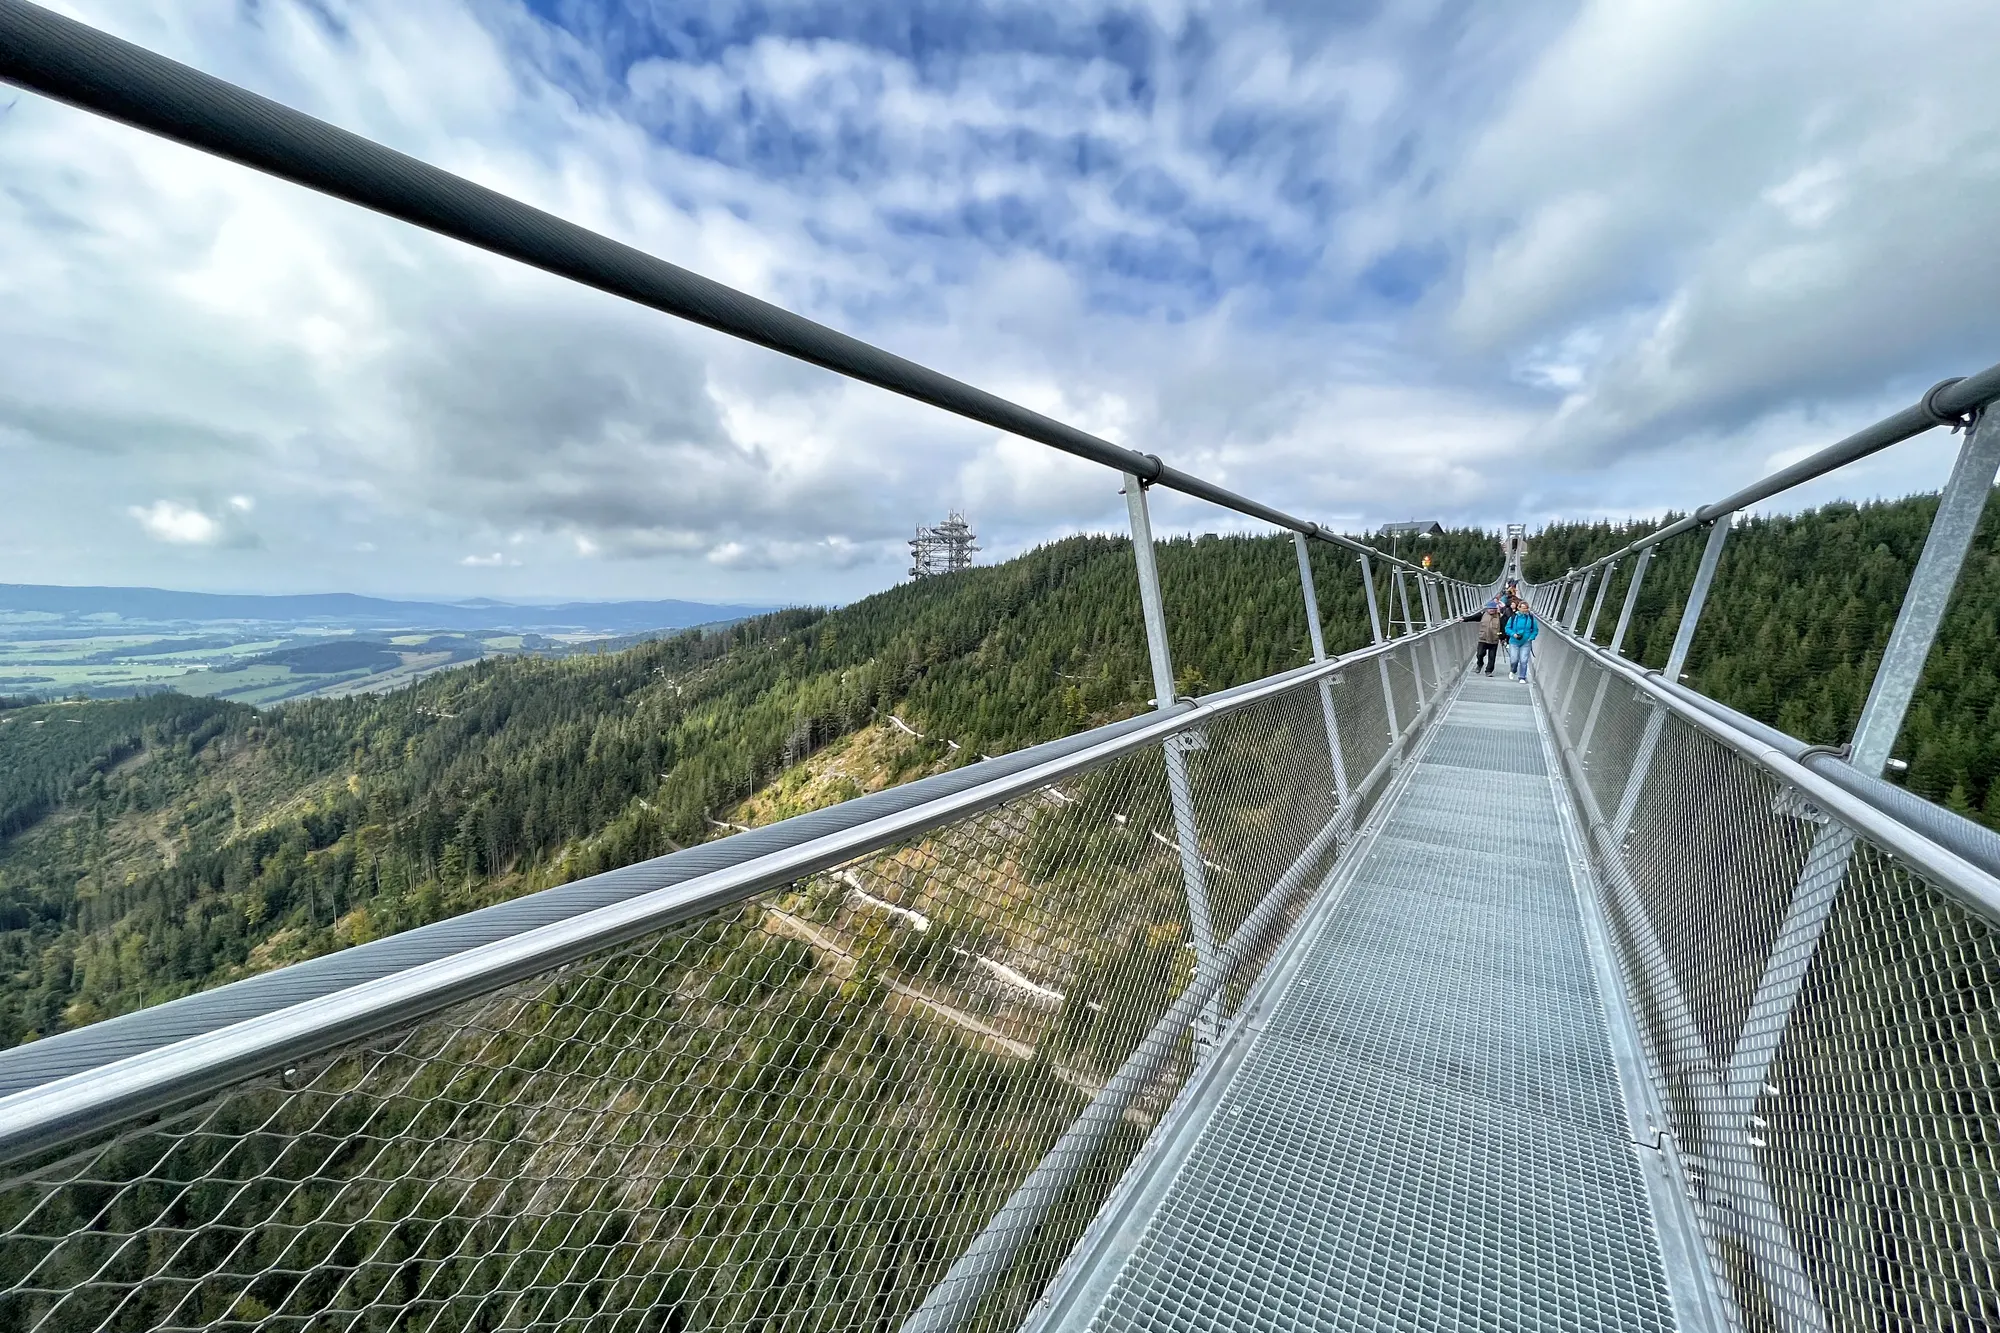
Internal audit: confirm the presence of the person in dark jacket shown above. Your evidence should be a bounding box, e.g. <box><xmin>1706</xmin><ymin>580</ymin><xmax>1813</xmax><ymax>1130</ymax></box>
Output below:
<box><xmin>1461</xmin><ymin>599</ymin><xmax>1505</xmax><ymax>675</ymax></box>
<box><xmin>1504</xmin><ymin>599</ymin><xmax>1539</xmax><ymax>682</ymax></box>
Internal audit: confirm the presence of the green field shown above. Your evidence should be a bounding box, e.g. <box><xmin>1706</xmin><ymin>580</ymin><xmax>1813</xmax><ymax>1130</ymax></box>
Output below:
<box><xmin>0</xmin><ymin>632</ymin><xmax>491</xmax><ymax>703</ymax></box>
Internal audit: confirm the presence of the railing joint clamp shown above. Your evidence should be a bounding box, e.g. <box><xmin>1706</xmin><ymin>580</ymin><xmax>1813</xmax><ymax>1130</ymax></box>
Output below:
<box><xmin>1796</xmin><ymin>742</ymin><xmax>1850</xmax><ymax>764</ymax></box>
<box><xmin>1922</xmin><ymin>377</ymin><xmax>1981</xmax><ymax>433</ymax></box>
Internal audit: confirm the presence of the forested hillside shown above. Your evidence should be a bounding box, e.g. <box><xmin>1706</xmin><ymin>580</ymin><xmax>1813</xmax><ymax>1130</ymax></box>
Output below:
<box><xmin>1524</xmin><ymin>491</ymin><xmax>2000</xmax><ymax>823</ymax></box>
<box><xmin>0</xmin><ymin>528</ymin><xmax>1501</xmax><ymax>1048</ymax></box>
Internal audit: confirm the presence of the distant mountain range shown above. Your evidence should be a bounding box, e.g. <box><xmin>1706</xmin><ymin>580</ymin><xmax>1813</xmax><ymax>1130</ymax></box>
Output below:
<box><xmin>0</xmin><ymin>584</ymin><xmax>778</xmax><ymax>634</ymax></box>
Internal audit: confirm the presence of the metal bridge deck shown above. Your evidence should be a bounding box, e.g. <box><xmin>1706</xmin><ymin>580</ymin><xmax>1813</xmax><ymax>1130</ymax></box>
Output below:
<box><xmin>1037</xmin><ymin>673</ymin><xmax>1681</xmax><ymax>1333</ymax></box>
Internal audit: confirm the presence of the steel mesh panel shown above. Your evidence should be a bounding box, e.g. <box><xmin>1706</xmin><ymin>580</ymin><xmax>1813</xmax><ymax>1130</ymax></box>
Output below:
<box><xmin>1182</xmin><ymin>686</ymin><xmax>1340</xmax><ymax>948</ymax></box>
<box><xmin>1764</xmin><ymin>844</ymin><xmax>2000</xmax><ymax>1333</ymax></box>
<box><xmin>1068</xmin><ymin>681</ymin><xmax>1678</xmax><ymax>1333</ymax></box>
<box><xmin>1535</xmin><ymin>632</ymin><xmax>2000</xmax><ymax>1333</ymax></box>
<box><xmin>1386</xmin><ymin>650</ymin><xmax>1423</xmax><ymax>735</ymax></box>
<box><xmin>1328</xmin><ymin>664</ymin><xmax>1395</xmax><ymax>804</ymax></box>
<box><xmin>0</xmin><ymin>653</ymin><xmax>1472</xmax><ymax>1333</ymax></box>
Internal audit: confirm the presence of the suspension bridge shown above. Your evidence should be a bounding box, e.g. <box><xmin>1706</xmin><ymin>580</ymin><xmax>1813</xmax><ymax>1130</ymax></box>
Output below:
<box><xmin>2</xmin><ymin>4</ymin><xmax>1997</xmax><ymax>1330</ymax></box>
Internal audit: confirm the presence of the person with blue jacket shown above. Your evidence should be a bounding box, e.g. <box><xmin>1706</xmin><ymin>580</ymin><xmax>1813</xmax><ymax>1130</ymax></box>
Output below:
<box><xmin>1504</xmin><ymin>598</ymin><xmax>1539</xmax><ymax>682</ymax></box>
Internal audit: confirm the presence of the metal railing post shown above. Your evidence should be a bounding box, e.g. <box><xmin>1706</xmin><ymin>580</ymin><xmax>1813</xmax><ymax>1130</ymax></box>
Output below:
<box><xmin>1847</xmin><ymin>408</ymin><xmax>2000</xmax><ymax>776</ymax></box>
<box><xmin>1122</xmin><ymin>473</ymin><xmax>1219</xmax><ymax>1053</ymax></box>
<box><xmin>1360</xmin><ymin>553</ymin><xmax>1387</xmax><ymax>644</ymax></box>
<box><xmin>1582</xmin><ymin>562</ymin><xmax>1617</xmax><ymax>642</ymax></box>
<box><xmin>1396</xmin><ymin>570</ymin><xmax>1429</xmax><ymax>709</ymax></box>
<box><xmin>1575</xmin><ymin>546</ymin><xmax>1657</xmax><ymax>757</ymax></box>
<box><xmin>1421</xmin><ymin>577</ymin><xmax>1451</xmax><ymax>689</ymax></box>
<box><xmin>1567</xmin><ymin>569</ymin><xmax>1595</xmax><ymax>631</ymax></box>
<box><xmin>1294</xmin><ymin>533</ymin><xmax>1351</xmax><ymax>805</ymax></box>
<box><xmin>1558</xmin><ymin>563</ymin><xmax>1616</xmax><ymax>718</ymax></box>
<box><xmin>1608</xmin><ymin>546</ymin><xmax>1653</xmax><ymax>658</ymax></box>
<box><xmin>1358</xmin><ymin>552</ymin><xmax>1402</xmax><ymax>754</ymax></box>
<box><xmin>1609</xmin><ymin>516</ymin><xmax>1733</xmax><ymax>843</ymax></box>
<box><xmin>1665</xmin><ymin>517</ymin><xmax>1733</xmax><ymax>684</ymax></box>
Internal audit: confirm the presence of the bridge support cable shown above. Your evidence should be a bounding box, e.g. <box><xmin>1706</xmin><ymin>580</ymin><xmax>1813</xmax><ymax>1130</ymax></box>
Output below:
<box><xmin>1531</xmin><ymin>623</ymin><xmax>2000</xmax><ymax>1333</ymax></box>
<box><xmin>1293</xmin><ymin>533</ymin><xmax>1352</xmax><ymax>806</ymax></box>
<box><xmin>1122</xmin><ymin>474</ymin><xmax>1220</xmax><ymax>1055</ymax></box>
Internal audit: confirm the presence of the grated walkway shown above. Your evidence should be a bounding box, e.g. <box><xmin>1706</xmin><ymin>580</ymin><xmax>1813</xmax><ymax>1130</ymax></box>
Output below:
<box><xmin>1038</xmin><ymin>672</ymin><xmax>1681</xmax><ymax>1333</ymax></box>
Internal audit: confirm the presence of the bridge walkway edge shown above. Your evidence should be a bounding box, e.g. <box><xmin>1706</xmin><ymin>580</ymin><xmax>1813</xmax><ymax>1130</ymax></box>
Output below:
<box><xmin>1023</xmin><ymin>668</ymin><xmax>1694</xmax><ymax>1333</ymax></box>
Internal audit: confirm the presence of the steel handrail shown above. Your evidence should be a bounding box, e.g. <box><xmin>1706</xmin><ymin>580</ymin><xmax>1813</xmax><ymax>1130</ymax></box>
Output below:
<box><xmin>0</xmin><ymin>0</ymin><xmax>1467</xmax><ymax>586</ymax></box>
<box><xmin>0</xmin><ymin>621</ymin><xmax>1466</xmax><ymax>1166</ymax></box>
<box><xmin>1551</xmin><ymin>360</ymin><xmax>2000</xmax><ymax>579</ymax></box>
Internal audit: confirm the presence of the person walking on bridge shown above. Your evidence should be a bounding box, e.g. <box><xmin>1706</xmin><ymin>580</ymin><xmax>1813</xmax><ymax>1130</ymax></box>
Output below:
<box><xmin>1504</xmin><ymin>597</ymin><xmax>1539</xmax><ymax>683</ymax></box>
<box><xmin>1462</xmin><ymin>599</ymin><xmax>1505</xmax><ymax>675</ymax></box>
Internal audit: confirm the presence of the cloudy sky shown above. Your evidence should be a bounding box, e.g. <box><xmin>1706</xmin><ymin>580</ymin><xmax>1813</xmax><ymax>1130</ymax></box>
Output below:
<box><xmin>4</xmin><ymin>0</ymin><xmax>1998</xmax><ymax>604</ymax></box>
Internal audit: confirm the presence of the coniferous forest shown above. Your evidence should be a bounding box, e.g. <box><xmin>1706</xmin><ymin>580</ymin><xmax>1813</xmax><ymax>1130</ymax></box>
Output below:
<box><xmin>3</xmin><ymin>490</ymin><xmax>1993</xmax><ymax>1054</ymax></box>
<box><xmin>0</xmin><ymin>528</ymin><xmax>1497</xmax><ymax>1048</ymax></box>
<box><xmin>1522</xmin><ymin>490</ymin><xmax>2000</xmax><ymax>821</ymax></box>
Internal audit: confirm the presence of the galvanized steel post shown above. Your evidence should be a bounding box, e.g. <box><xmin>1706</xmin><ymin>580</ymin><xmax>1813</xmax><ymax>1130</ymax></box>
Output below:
<box><xmin>1560</xmin><ymin>564</ymin><xmax>1617</xmax><ymax>717</ymax></box>
<box><xmin>1608</xmin><ymin>546</ymin><xmax>1653</xmax><ymax>658</ymax></box>
<box><xmin>1665</xmin><ymin>516</ymin><xmax>1733</xmax><ymax>683</ymax></box>
<box><xmin>1567</xmin><ymin>569</ymin><xmax>1596</xmax><ymax>631</ymax></box>
<box><xmin>1582</xmin><ymin>562</ymin><xmax>1617</xmax><ymax>642</ymax></box>
<box><xmin>1847</xmin><ymin>407</ymin><xmax>2000</xmax><ymax>775</ymax></box>
<box><xmin>1421</xmin><ymin>577</ymin><xmax>1450</xmax><ymax>690</ymax></box>
<box><xmin>1396</xmin><ymin>569</ymin><xmax>1429</xmax><ymax>710</ymax></box>
<box><xmin>1360</xmin><ymin>552</ymin><xmax>1387</xmax><ymax>645</ymax></box>
<box><xmin>1294</xmin><ymin>533</ymin><xmax>1351</xmax><ymax>805</ymax></box>
<box><xmin>1122</xmin><ymin>474</ymin><xmax>1219</xmax><ymax>1053</ymax></box>
<box><xmin>1358</xmin><ymin>552</ymin><xmax>1402</xmax><ymax>752</ymax></box>
<box><xmin>1610</xmin><ymin>518</ymin><xmax>1733</xmax><ymax>843</ymax></box>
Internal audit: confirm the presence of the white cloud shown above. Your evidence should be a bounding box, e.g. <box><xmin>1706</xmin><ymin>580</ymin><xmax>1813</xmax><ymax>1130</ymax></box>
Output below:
<box><xmin>1433</xmin><ymin>0</ymin><xmax>2000</xmax><ymax>472</ymax></box>
<box><xmin>5</xmin><ymin>0</ymin><xmax>1998</xmax><ymax>605</ymax></box>
<box><xmin>129</xmin><ymin>500</ymin><xmax>221</xmax><ymax>545</ymax></box>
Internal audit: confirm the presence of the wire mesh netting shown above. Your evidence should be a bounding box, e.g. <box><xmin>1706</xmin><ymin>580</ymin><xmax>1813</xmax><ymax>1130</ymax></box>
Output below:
<box><xmin>0</xmin><ymin>635</ymin><xmax>1467</xmax><ymax>1333</ymax></box>
<box><xmin>1535</xmin><ymin>632</ymin><xmax>2000</xmax><ymax>1333</ymax></box>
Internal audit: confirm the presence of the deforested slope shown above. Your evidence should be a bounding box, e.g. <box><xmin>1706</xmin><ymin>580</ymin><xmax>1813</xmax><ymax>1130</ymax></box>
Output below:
<box><xmin>0</xmin><ymin>528</ymin><xmax>1501</xmax><ymax>1047</ymax></box>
